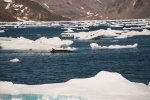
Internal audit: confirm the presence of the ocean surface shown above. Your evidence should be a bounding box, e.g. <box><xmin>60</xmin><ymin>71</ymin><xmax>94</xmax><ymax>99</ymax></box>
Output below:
<box><xmin>0</xmin><ymin>20</ymin><xmax>150</xmax><ymax>100</ymax></box>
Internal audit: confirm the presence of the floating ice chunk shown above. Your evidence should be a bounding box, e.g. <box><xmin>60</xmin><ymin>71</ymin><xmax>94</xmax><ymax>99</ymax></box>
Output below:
<box><xmin>90</xmin><ymin>43</ymin><xmax>138</xmax><ymax>49</ymax></box>
<box><xmin>64</xmin><ymin>28</ymin><xmax>74</xmax><ymax>33</ymax></box>
<box><xmin>144</xmin><ymin>25</ymin><xmax>150</xmax><ymax>29</ymax></box>
<box><xmin>12</xmin><ymin>98</ymin><xmax>22</xmax><ymax>100</ymax></box>
<box><xmin>61</xmin><ymin>28</ymin><xmax>122</xmax><ymax>40</ymax></box>
<box><xmin>109</xmin><ymin>24</ymin><xmax>123</xmax><ymax>28</ymax></box>
<box><xmin>0</xmin><ymin>30</ymin><xmax>5</xmax><ymax>33</ymax></box>
<box><xmin>10</xmin><ymin>58</ymin><xmax>20</xmax><ymax>63</ymax></box>
<box><xmin>118</xmin><ymin>29</ymin><xmax>150</xmax><ymax>38</ymax></box>
<box><xmin>61</xmin><ymin>40</ymin><xmax>73</xmax><ymax>47</ymax></box>
<box><xmin>90</xmin><ymin>43</ymin><xmax>99</xmax><ymax>49</ymax></box>
<box><xmin>0</xmin><ymin>71</ymin><xmax>150</xmax><ymax>100</ymax></box>
<box><xmin>0</xmin><ymin>37</ymin><xmax>75</xmax><ymax>52</ymax></box>
<box><xmin>0</xmin><ymin>37</ymin><xmax>15</xmax><ymax>42</ymax></box>
<box><xmin>114</xmin><ymin>35</ymin><xmax>128</xmax><ymax>39</ymax></box>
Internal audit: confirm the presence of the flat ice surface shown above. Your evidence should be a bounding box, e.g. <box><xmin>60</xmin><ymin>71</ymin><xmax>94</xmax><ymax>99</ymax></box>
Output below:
<box><xmin>0</xmin><ymin>30</ymin><xmax>5</xmax><ymax>33</ymax></box>
<box><xmin>61</xmin><ymin>28</ymin><xmax>150</xmax><ymax>40</ymax></box>
<box><xmin>90</xmin><ymin>43</ymin><xmax>138</xmax><ymax>49</ymax></box>
<box><xmin>0</xmin><ymin>37</ymin><xmax>75</xmax><ymax>52</ymax></box>
<box><xmin>9</xmin><ymin>58</ymin><xmax>20</xmax><ymax>63</ymax></box>
<box><xmin>0</xmin><ymin>71</ymin><xmax>150</xmax><ymax>100</ymax></box>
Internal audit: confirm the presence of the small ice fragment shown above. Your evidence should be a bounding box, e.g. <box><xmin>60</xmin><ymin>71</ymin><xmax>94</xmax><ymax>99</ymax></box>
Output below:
<box><xmin>90</xmin><ymin>43</ymin><xmax>138</xmax><ymax>49</ymax></box>
<box><xmin>10</xmin><ymin>58</ymin><xmax>20</xmax><ymax>63</ymax></box>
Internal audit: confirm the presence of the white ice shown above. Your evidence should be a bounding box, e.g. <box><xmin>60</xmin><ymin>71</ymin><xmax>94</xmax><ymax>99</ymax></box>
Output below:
<box><xmin>0</xmin><ymin>71</ymin><xmax>150</xmax><ymax>100</ymax></box>
<box><xmin>61</xmin><ymin>28</ymin><xmax>150</xmax><ymax>40</ymax></box>
<box><xmin>90</xmin><ymin>43</ymin><xmax>138</xmax><ymax>49</ymax></box>
<box><xmin>0</xmin><ymin>30</ymin><xmax>5</xmax><ymax>33</ymax></box>
<box><xmin>64</xmin><ymin>28</ymin><xmax>75</xmax><ymax>33</ymax></box>
<box><xmin>10</xmin><ymin>58</ymin><xmax>20</xmax><ymax>63</ymax></box>
<box><xmin>122</xmin><ymin>29</ymin><xmax>150</xmax><ymax>37</ymax></box>
<box><xmin>0</xmin><ymin>37</ymin><xmax>75</xmax><ymax>52</ymax></box>
<box><xmin>61</xmin><ymin>28</ymin><xmax>123</xmax><ymax>40</ymax></box>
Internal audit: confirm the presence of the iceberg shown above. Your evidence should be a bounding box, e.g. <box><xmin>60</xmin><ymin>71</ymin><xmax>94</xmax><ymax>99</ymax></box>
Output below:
<box><xmin>90</xmin><ymin>43</ymin><xmax>138</xmax><ymax>49</ymax></box>
<box><xmin>64</xmin><ymin>28</ymin><xmax>75</xmax><ymax>33</ymax></box>
<box><xmin>0</xmin><ymin>37</ymin><xmax>76</xmax><ymax>52</ymax></box>
<box><xmin>114</xmin><ymin>35</ymin><xmax>128</xmax><ymax>39</ymax></box>
<box><xmin>0</xmin><ymin>71</ymin><xmax>150</xmax><ymax>100</ymax></box>
<box><xmin>124</xmin><ymin>29</ymin><xmax>150</xmax><ymax>37</ymax></box>
<box><xmin>0</xmin><ymin>30</ymin><xmax>5</xmax><ymax>33</ymax></box>
<box><xmin>61</xmin><ymin>25</ymin><xmax>150</xmax><ymax>40</ymax></box>
<box><xmin>10</xmin><ymin>58</ymin><xmax>20</xmax><ymax>63</ymax></box>
<box><xmin>115</xmin><ymin>29</ymin><xmax>150</xmax><ymax>39</ymax></box>
<box><xmin>61</xmin><ymin>28</ymin><xmax>123</xmax><ymax>40</ymax></box>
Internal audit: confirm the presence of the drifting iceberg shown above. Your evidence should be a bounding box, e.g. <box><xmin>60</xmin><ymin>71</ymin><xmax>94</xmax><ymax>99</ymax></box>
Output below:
<box><xmin>90</xmin><ymin>43</ymin><xmax>138</xmax><ymax>49</ymax></box>
<box><xmin>64</xmin><ymin>28</ymin><xmax>75</xmax><ymax>33</ymax></box>
<box><xmin>123</xmin><ymin>29</ymin><xmax>150</xmax><ymax>37</ymax></box>
<box><xmin>115</xmin><ymin>29</ymin><xmax>150</xmax><ymax>39</ymax></box>
<box><xmin>10</xmin><ymin>58</ymin><xmax>20</xmax><ymax>63</ymax></box>
<box><xmin>61</xmin><ymin>28</ymin><xmax>123</xmax><ymax>40</ymax></box>
<box><xmin>0</xmin><ymin>30</ymin><xmax>5</xmax><ymax>33</ymax></box>
<box><xmin>0</xmin><ymin>71</ymin><xmax>150</xmax><ymax>100</ymax></box>
<box><xmin>61</xmin><ymin>27</ymin><xmax>150</xmax><ymax>40</ymax></box>
<box><xmin>0</xmin><ymin>37</ymin><xmax>76</xmax><ymax>52</ymax></box>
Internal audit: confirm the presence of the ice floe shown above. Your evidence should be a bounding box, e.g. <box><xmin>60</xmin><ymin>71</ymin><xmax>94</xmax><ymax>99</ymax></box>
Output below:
<box><xmin>90</xmin><ymin>43</ymin><xmax>138</xmax><ymax>49</ymax></box>
<box><xmin>0</xmin><ymin>71</ymin><xmax>150</xmax><ymax>100</ymax></box>
<box><xmin>61</xmin><ymin>28</ymin><xmax>123</xmax><ymax>40</ymax></box>
<box><xmin>3</xmin><ymin>0</ymin><xmax>12</xmax><ymax>3</ymax></box>
<box><xmin>0</xmin><ymin>37</ymin><xmax>76</xmax><ymax>52</ymax></box>
<box><xmin>10</xmin><ymin>58</ymin><xmax>20</xmax><ymax>63</ymax></box>
<box><xmin>0</xmin><ymin>30</ymin><xmax>5</xmax><ymax>33</ymax></box>
<box><xmin>64</xmin><ymin>28</ymin><xmax>75</xmax><ymax>33</ymax></box>
<box><xmin>61</xmin><ymin>28</ymin><xmax>150</xmax><ymax>40</ymax></box>
<box><xmin>122</xmin><ymin>29</ymin><xmax>150</xmax><ymax>37</ymax></box>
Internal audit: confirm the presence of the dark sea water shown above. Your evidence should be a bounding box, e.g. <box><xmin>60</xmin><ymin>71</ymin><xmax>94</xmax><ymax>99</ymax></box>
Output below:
<box><xmin>0</xmin><ymin>21</ymin><xmax>150</xmax><ymax>85</ymax></box>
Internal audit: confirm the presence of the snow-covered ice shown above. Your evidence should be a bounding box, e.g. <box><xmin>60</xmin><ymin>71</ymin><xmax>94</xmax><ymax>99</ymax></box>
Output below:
<box><xmin>0</xmin><ymin>37</ymin><xmax>76</xmax><ymax>52</ymax></box>
<box><xmin>10</xmin><ymin>58</ymin><xmax>20</xmax><ymax>63</ymax></box>
<box><xmin>90</xmin><ymin>43</ymin><xmax>138</xmax><ymax>49</ymax></box>
<box><xmin>64</xmin><ymin>28</ymin><xmax>75</xmax><ymax>33</ymax></box>
<box><xmin>61</xmin><ymin>28</ymin><xmax>150</xmax><ymax>40</ymax></box>
<box><xmin>0</xmin><ymin>71</ymin><xmax>150</xmax><ymax>100</ymax></box>
<box><xmin>61</xmin><ymin>28</ymin><xmax>123</xmax><ymax>40</ymax></box>
<box><xmin>0</xmin><ymin>30</ymin><xmax>5</xmax><ymax>33</ymax></box>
